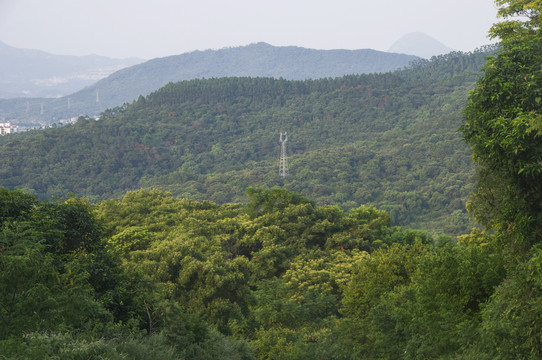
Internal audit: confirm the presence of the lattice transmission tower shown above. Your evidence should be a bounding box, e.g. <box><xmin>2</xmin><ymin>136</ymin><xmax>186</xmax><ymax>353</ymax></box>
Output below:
<box><xmin>279</xmin><ymin>132</ymin><xmax>288</xmax><ymax>177</ymax></box>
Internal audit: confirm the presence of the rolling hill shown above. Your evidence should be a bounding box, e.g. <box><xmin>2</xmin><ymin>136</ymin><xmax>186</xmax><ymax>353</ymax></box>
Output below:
<box><xmin>0</xmin><ymin>43</ymin><xmax>418</xmax><ymax>126</ymax></box>
<box><xmin>0</xmin><ymin>46</ymin><xmax>495</xmax><ymax>235</ymax></box>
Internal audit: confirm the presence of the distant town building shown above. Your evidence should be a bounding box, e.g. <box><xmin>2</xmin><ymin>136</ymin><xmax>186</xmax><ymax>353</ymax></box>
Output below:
<box><xmin>59</xmin><ymin>117</ymin><xmax>79</xmax><ymax>125</ymax></box>
<box><xmin>0</xmin><ymin>123</ymin><xmax>18</xmax><ymax>135</ymax></box>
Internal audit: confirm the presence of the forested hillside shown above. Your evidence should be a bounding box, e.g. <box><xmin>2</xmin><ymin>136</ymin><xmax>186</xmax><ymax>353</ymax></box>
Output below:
<box><xmin>0</xmin><ymin>43</ymin><xmax>418</xmax><ymax>125</ymax></box>
<box><xmin>0</xmin><ymin>48</ymin><xmax>493</xmax><ymax>235</ymax></box>
<box><xmin>3</xmin><ymin>0</ymin><xmax>542</xmax><ymax>356</ymax></box>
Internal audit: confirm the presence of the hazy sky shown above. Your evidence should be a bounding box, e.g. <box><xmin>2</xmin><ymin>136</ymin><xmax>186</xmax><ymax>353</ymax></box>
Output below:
<box><xmin>0</xmin><ymin>0</ymin><xmax>500</xmax><ymax>59</ymax></box>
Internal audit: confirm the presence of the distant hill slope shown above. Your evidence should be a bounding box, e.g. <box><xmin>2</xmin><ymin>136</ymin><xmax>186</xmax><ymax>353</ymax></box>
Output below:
<box><xmin>388</xmin><ymin>32</ymin><xmax>454</xmax><ymax>59</ymax></box>
<box><xmin>0</xmin><ymin>41</ymin><xmax>143</xmax><ymax>99</ymax></box>
<box><xmin>0</xmin><ymin>47</ymin><xmax>496</xmax><ymax>235</ymax></box>
<box><xmin>0</xmin><ymin>42</ymin><xmax>418</xmax><ymax>126</ymax></box>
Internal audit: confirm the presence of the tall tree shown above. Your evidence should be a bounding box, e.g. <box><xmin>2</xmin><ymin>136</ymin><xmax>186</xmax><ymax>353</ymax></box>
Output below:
<box><xmin>462</xmin><ymin>0</ymin><xmax>542</xmax><ymax>250</ymax></box>
<box><xmin>462</xmin><ymin>1</ymin><xmax>542</xmax><ymax>356</ymax></box>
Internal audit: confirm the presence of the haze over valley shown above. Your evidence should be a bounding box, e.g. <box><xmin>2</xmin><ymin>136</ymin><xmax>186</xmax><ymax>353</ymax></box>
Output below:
<box><xmin>0</xmin><ymin>40</ymin><xmax>144</xmax><ymax>99</ymax></box>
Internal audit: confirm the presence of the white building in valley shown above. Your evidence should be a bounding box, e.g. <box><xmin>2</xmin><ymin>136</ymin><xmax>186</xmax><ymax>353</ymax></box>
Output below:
<box><xmin>0</xmin><ymin>123</ymin><xmax>18</xmax><ymax>135</ymax></box>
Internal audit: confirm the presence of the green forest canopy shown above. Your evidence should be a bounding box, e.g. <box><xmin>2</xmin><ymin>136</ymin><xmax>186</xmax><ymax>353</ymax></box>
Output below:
<box><xmin>0</xmin><ymin>186</ymin><xmax>493</xmax><ymax>359</ymax></box>
<box><xmin>2</xmin><ymin>1</ymin><xmax>542</xmax><ymax>354</ymax></box>
<box><xmin>0</xmin><ymin>47</ymin><xmax>494</xmax><ymax>235</ymax></box>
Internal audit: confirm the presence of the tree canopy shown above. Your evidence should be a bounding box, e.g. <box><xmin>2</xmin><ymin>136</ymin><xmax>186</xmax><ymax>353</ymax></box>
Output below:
<box><xmin>0</xmin><ymin>48</ymin><xmax>496</xmax><ymax>236</ymax></box>
<box><xmin>460</xmin><ymin>0</ymin><xmax>542</xmax><ymax>356</ymax></box>
<box><xmin>462</xmin><ymin>0</ymin><xmax>542</xmax><ymax>248</ymax></box>
<box><xmin>5</xmin><ymin>1</ymin><xmax>542</xmax><ymax>357</ymax></box>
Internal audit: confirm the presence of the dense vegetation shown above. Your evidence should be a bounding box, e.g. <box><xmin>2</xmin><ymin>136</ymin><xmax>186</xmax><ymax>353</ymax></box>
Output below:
<box><xmin>0</xmin><ymin>179</ymin><xmax>521</xmax><ymax>359</ymax></box>
<box><xmin>0</xmin><ymin>47</ymin><xmax>493</xmax><ymax>235</ymax></box>
<box><xmin>2</xmin><ymin>1</ymin><xmax>542</xmax><ymax>358</ymax></box>
<box><xmin>0</xmin><ymin>42</ymin><xmax>417</xmax><ymax>125</ymax></box>
<box><xmin>0</xmin><ymin>188</ymin><xmax>255</xmax><ymax>359</ymax></box>
<box><xmin>2</xmin><ymin>186</ymin><xmax>493</xmax><ymax>359</ymax></box>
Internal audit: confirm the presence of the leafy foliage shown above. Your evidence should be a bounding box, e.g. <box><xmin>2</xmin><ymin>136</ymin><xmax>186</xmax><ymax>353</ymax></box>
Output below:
<box><xmin>0</xmin><ymin>180</ymin><xmax>531</xmax><ymax>359</ymax></box>
<box><xmin>459</xmin><ymin>0</ymin><xmax>542</xmax><ymax>357</ymax></box>
<box><xmin>0</xmin><ymin>190</ymin><xmax>111</xmax><ymax>339</ymax></box>
<box><xmin>463</xmin><ymin>3</ymin><xmax>542</xmax><ymax>248</ymax></box>
<box><xmin>0</xmin><ymin>188</ymin><xmax>255</xmax><ymax>359</ymax></box>
<box><xmin>94</xmin><ymin>188</ymin><xmax>442</xmax><ymax>359</ymax></box>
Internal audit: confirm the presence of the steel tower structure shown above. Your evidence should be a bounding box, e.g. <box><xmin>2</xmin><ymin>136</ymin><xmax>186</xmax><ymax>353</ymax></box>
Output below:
<box><xmin>279</xmin><ymin>132</ymin><xmax>288</xmax><ymax>177</ymax></box>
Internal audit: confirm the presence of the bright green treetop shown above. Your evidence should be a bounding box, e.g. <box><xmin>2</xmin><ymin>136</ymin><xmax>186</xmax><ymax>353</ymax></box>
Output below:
<box><xmin>491</xmin><ymin>0</ymin><xmax>542</xmax><ymax>40</ymax></box>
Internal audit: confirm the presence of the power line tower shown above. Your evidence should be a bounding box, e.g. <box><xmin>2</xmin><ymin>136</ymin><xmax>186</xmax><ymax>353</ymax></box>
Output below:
<box><xmin>279</xmin><ymin>132</ymin><xmax>288</xmax><ymax>177</ymax></box>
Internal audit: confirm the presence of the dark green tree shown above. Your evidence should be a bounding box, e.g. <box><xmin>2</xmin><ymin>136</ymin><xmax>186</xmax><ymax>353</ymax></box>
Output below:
<box><xmin>461</xmin><ymin>1</ymin><xmax>542</xmax><ymax>357</ymax></box>
<box><xmin>462</xmin><ymin>0</ymin><xmax>542</xmax><ymax>250</ymax></box>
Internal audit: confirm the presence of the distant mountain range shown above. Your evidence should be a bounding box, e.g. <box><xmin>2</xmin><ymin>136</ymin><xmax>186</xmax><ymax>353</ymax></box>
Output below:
<box><xmin>388</xmin><ymin>32</ymin><xmax>454</xmax><ymax>59</ymax></box>
<box><xmin>0</xmin><ymin>42</ymin><xmax>419</xmax><ymax>125</ymax></box>
<box><xmin>0</xmin><ymin>41</ymin><xmax>144</xmax><ymax>98</ymax></box>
